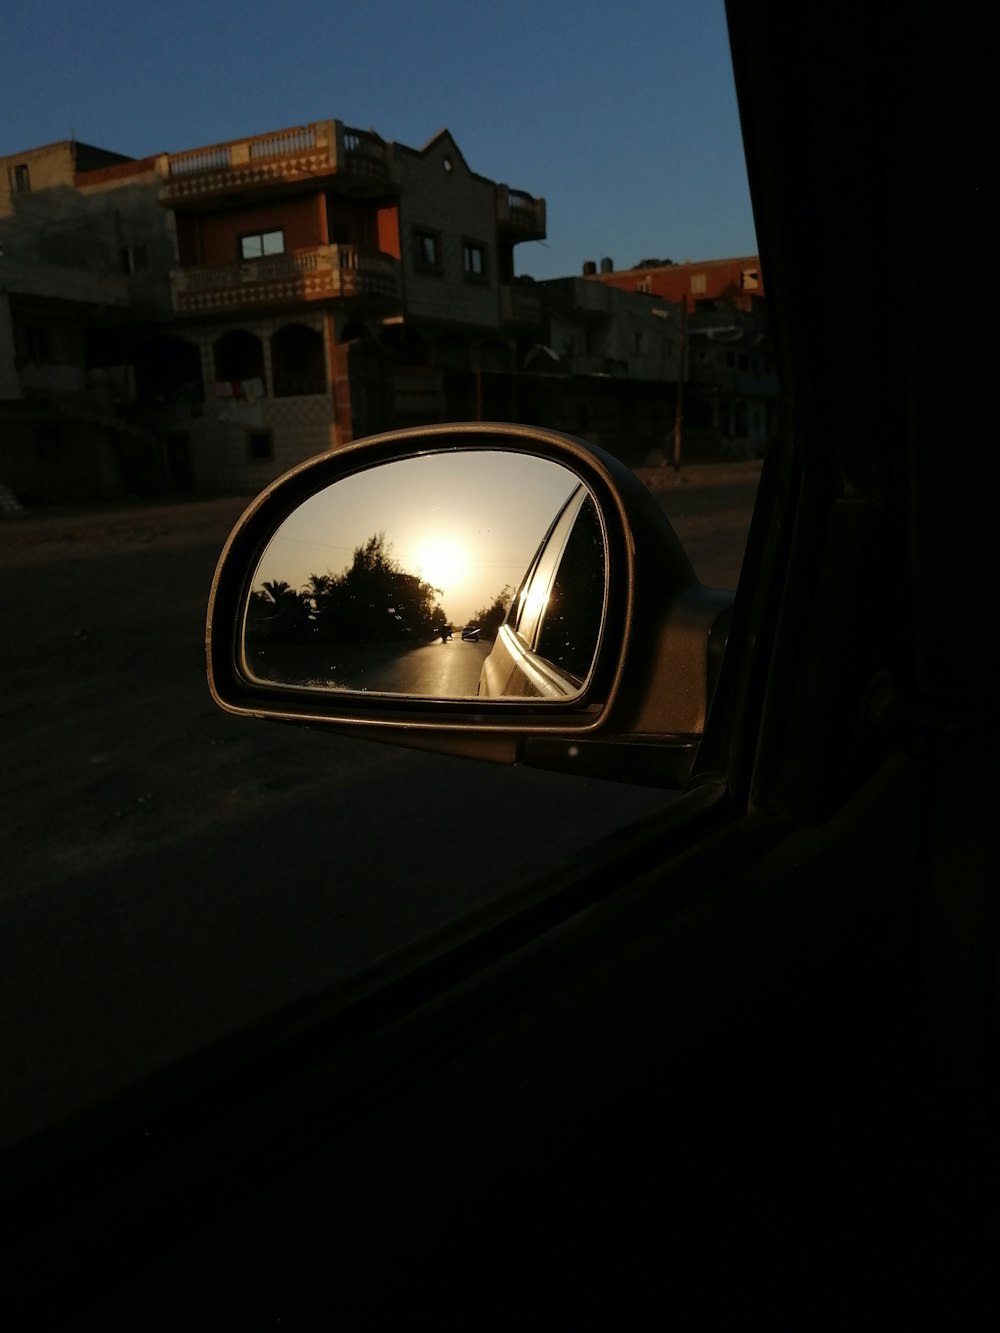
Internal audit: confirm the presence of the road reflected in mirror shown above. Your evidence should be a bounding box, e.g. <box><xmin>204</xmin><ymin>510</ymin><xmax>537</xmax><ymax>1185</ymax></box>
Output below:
<box><xmin>241</xmin><ymin>451</ymin><xmax>606</xmax><ymax>700</ymax></box>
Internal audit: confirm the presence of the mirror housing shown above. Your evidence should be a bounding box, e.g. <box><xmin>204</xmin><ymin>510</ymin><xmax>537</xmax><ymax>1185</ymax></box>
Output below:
<box><xmin>207</xmin><ymin>423</ymin><xmax>734</xmax><ymax>787</ymax></box>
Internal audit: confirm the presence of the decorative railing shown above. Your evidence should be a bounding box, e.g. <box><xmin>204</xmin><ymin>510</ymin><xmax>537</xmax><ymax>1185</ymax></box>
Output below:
<box><xmin>496</xmin><ymin>187</ymin><xmax>546</xmax><ymax>237</ymax></box>
<box><xmin>499</xmin><ymin>285</ymin><xmax>543</xmax><ymax>326</ymax></box>
<box><xmin>249</xmin><ymin>126</ymin><xmax>317</xmax><ymax>160</ymax></box>
<box><xmin>169</xmin><ymin>144</ymin><xmax>232</xmax><ymax>176</ymax></box>
<box><xmin>170</xmin><ymin>246</ymin><xmax>400</xmax><ymax>313</ymax></box>
<box><xmin>341</xmin><ymin>125</ymin><xmax>389</xmax><ymax>182</ymax></box>
<box><xmin>162</xmin><ymin>123</ymin><xmax>389</xmax><ymax>201</ymax></box>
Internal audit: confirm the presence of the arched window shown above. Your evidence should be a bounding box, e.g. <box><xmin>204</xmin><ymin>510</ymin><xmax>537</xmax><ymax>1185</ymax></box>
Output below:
<box><xmin>271</xmin><ymin>324</ymin><xmax>326</xmax><ymax>397</ymax></box>
<box><xmin>133</xmin><ymin>336</ymin><xmax>204</xmax><ymax>405</ymax></box>
<box><xmin>214</xmin><ymin>330</ymin><xmax>265</xmax><ymax>390</ymax></box>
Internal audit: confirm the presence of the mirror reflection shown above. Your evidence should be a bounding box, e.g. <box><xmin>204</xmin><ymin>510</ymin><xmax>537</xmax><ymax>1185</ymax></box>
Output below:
<box><xmin>242</xmin><ymin>451</ymin><xmax>607</xmax><ymax>700</ymax></box>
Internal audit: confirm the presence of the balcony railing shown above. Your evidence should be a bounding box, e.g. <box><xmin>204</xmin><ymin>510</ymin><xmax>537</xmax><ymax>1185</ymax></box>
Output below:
<box><xmin>170</xmin><ymin>246</ymin><xmax>401</xmax><ymax>314</ymax></box>
<box><xmin>496</xmin><ymin>187</ymin><xmax>546</xmax><ymax>239</ymax></box>
<box><xmin>161</xmin><ymin>122</ymin><xmax>389</xmax><ymax>203</ymax></box>
<box><xmin>499</xmin><ymin>285</ymin><xmax>543</xmax><ymax>327</ymax></box>
<box><xmin>341</xmin><ymin>126</ymin><xmax>390</xmax><ymax>184</ymax></box>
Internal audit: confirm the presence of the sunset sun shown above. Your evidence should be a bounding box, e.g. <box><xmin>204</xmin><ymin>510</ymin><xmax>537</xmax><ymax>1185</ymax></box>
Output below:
<box><xmin>414</xmin><ymin>538</ymin><xmax>467</xmax><ymax>593</ymax></box>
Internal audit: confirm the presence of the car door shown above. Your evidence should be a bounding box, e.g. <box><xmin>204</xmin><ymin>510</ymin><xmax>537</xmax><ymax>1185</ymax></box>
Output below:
<box><xmin>479</xmin><ymin>485</ymin><xmax>606</xmax><ymax>698</ymax></box>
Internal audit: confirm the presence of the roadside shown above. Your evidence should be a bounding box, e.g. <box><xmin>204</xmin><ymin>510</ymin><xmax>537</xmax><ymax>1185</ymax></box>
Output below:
<box><xmin>1</xmin><ymin>459</ymin><xmax>760</xmax><ymax>908</ymax></box>
<box><xmin>0</xmin><ymin>460</ymin><xmax>760</xmax><ymax>1147</ymax></box>
<box><xmin>0</xmin><ymin>459</ymin><xmax>762</xmax><ymax>562</ymax></box>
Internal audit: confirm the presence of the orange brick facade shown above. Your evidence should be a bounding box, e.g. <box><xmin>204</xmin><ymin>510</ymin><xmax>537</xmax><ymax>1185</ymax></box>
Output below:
<box><xmin>591</xmin><ymin>256</ymin><xmax>764</xmax><ymax>312</ymax></box>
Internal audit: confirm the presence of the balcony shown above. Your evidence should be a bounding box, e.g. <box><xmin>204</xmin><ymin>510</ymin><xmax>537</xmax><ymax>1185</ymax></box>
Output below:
<box><xmin>496</xmin><ymin>187</ymin><xmax>546</xmax><ymax>241</ymax></box>
<box><xmin>499</xmin><ymin>284</ymin><xmax>543</xmax><ymax>328</ymax></box>
<box><xmin>160</xmin><ymin>122</ymin><xmax>391</xmax><ymax>207</ymax></box>
<box><xmin>170</xmin><ymin>246</ymin><xmax>401</xmax><ymax>314</ymax></box>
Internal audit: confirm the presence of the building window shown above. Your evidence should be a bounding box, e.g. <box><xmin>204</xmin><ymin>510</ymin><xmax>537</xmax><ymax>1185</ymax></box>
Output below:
<box><xmin>246</xmin><ymin>430</ymin><xmax>274</xmax><ymax>462</ymax></box>
<box><xmin>414</xmin><ymin>229</ymin><xmax>441</xmax><ymax>273</ymax></box>
<box><xmin>121</xmin><ymin>245</ymin><xmax>149</xmax><ymax>274</ymax></box>
<box><xmin>691</xmin><ymin>274</ymin><xmax>707</xmax><ymax>294</ymax></box>
<box><xmin>33</xmin><ymin>427</ymin><xmax>64</xmax><ymax>464</ymax></box>
<box><xmin>14</xmin><ymin>324</ymin><xmax>51</xmax><ymax>363</ymax></box>
<box><xmin>637</xmin><ymin>276</ymin><xmax>652</xmax><ymax>294</ymax></box>
<box><xmin>272</xmin><ymin>323</ymin><xmax>326</xmax><ymax>397</ymax></box>
<box><xmin>633</xmin><ymin>330</ymin><xmax>647</xmax><ymax>355</ymax></box>
<box><xmin>741</xmin><ymin>268</ymin><xmax>760</xmax><ymax>290</ymax></box>
<box><xmin>239</xmin><ymin>230</ymin><xmax>285</xmax><ymax>261</ymax></box>
<box><xmin>8</xmin><ymin>163</ymin><xmax>30</xmax><ymax>194</ymax></box>
<box><xmin>214</xmin><ymin>330</ymin><xmax>266</xmax><ymax>388</ymax></box>
<box><xmin>463</xmin><ymin>240</ymin><xmax>487</xmax><ymax>281</ymax></box>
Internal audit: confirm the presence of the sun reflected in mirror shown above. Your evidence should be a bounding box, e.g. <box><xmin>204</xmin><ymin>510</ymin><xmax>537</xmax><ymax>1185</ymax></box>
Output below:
<box><xmin>412</xmin><ymin>537</ymin><xmax>468</xmax><ymax>598</ymax></box>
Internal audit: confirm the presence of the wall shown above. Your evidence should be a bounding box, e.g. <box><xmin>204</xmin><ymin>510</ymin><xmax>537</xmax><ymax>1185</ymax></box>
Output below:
<box><xmin>141</xmin><ymin>311</ymin><xmax>338</xmax><ymax>493</ymax></box>
<box><xmin>393</xmin><ymin>135</ymin><xmax>500</xmax><ymax>332</ymax></box>
<box><xmin>195</xmin><ymin>196</ymin><xmax>324</xmax><ymax>267</ymax></box>
<box><xmin>593</xmin><ymin>257</ymin><xmax>765</xmax><ymax>312</ymax></box>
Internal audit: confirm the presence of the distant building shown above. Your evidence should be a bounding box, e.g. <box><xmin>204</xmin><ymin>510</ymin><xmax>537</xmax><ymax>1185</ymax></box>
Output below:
<box><xmin>586</xmin><ymin>254</ymin><xmax>764</xmax><ymax>313</ymax></box>
<box><xmin>517</xmin><ymin>276</ymin><xmax>685</xmax><ymax>463</ymax></box>
<box><xmin>578</xmin><ymin>254</ymin><xmax>775</xmax><ymax>460</ymax></box>
<box><xmin>1</xmin><ymin>141</ymin><xmax>172</xmax><ymax>499</ymax></box>
<box><xmin>685</xmin><ymin>297</ymin><xmax>777</xmax><ymax>459</ymax></box>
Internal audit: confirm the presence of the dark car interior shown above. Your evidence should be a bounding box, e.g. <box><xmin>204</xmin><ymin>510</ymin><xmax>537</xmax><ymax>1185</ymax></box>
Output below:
<box><xmin>5</xmin><ymin>3</ymin><xmax>996</xmax><ymax>1329</ymax></box>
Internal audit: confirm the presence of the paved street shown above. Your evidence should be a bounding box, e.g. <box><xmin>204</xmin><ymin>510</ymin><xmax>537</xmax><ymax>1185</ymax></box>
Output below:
<box><xmin>0</xmin><ymin>462</ymin><xmax>760</xmax><ymax>1148</ymax></box>
<box><xmin>254</xmin><ymin>633</ymin><xmax>491</xmax><ymax>695</ymax></box>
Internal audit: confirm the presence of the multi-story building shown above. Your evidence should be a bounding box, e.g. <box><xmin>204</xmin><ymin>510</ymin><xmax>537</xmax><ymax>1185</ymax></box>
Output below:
<box><xmin>3</xmin><ymin>124</ymin><xmax>772</xmax><ymax>499</ymax></box>
<box><xmin>154</xmin><ymin>122</ymin><xmax>546</xmax><ymax>492</ymax></box>
<box><xmin>585</xmin><ymin>254</ymin><xmax>764</xmax><ymax>312</ymax></box>
<box><xmin>1</xmin><ymin>141</ymin><xmax>172</xmax><ymax>500</ymax></box>
<box><xmin>581</xmin><ymin>254</ymin><xmax>775</xmax><ymax>460</ymax></box>
<box><xmin>2</xmin><ymin>123</ymin><xmax>546</xmax><ymax>498</ymax></box>
<box><xmin>685</xmin><ymin>297</ymin><xmax>777</xmax><ymax>459</ymax></box>
<box><xmin>516</xmin><ymin>276</ymin><xmax>685</xmax><ymax>463</ymax></box>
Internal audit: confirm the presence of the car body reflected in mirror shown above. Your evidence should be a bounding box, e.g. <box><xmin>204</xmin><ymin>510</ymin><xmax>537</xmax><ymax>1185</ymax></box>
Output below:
<box><xmin>241</xmin><ymin>451</ymin><xmax>607</xmax><ymax>701</ymax></box>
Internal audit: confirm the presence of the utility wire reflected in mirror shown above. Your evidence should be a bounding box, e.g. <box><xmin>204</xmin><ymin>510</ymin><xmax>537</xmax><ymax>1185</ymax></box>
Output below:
<box><xmin>242</xmin><ymin>451</ymin><xmax>607</xmax><ymax>700</ymax></box>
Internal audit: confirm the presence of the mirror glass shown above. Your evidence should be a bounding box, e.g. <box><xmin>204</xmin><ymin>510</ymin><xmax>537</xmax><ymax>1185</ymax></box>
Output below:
<box><xmin>241</xmin><ymin>451</ymin><xmax>607</xmax><ymax>700</ymax></box>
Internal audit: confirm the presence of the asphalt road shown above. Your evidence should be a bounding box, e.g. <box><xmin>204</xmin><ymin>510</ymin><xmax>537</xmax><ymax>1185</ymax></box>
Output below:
<box><xmin>254</xmin><ymin>632</ymin><xmax>491</xmax><ymax>695</ymax></box>
<box><xmin>0</xmin><ymin>461</ymin><xmax>760</xmax><ymax>1148</ymax></box>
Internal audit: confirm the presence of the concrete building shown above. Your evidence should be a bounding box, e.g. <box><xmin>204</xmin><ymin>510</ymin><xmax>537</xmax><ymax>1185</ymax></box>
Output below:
<box><xmin>2</xmin><ymin>124</ymin><xmax>771</xmax><ymax>498</ymax></box>
<box><xmin>586</xmin><ymin>254</ymin><xmax>765</xmax><ymax>313</ymax></box>
<box><xmin>580</xmin><ymin>254</ymin><xmax>776</xmax><ymax>460</ymax></box>
<box><xmin>2</xmin><ymin>123</ymin><xmax>546</xmax><ymax>498</ymax></box>
<box><xmin>1</xmin><ymin>141</ymin><xmax>173</xmax><ymax>500</ymax></box>
<box><xmin>685</xmin><ymin>297</ymin><xmax>777</xmax><ymax>459</ymax></box>
<box><xmin>516</xmin><ymin>277</ymin><xmax>685</xmax><ymax>463</ymax></box>
<box><xmin>155</xmin><ymin>122</ymin><xmax>545</xmax><ymax>493</ymax></box>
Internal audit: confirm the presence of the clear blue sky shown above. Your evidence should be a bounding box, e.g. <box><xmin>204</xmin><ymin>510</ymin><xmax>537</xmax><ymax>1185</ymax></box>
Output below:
<box><xmin>4</xmin><ymin>0</ymin><xmax>756</xmax><ymax>281</ymax></box>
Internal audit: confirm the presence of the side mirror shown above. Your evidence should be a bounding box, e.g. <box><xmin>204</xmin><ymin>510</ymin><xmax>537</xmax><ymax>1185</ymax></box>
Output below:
<box><xmin>207</xmin><ymin>423</ymin><xmax>733</xmax><ymax>787</ymax></box>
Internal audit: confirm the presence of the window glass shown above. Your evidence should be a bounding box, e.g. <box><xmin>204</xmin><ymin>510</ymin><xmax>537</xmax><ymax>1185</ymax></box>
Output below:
<box><xmin>463</xmin><ymin>241</ymin><xmax>486</xmax><ymax>277</ymax></box>
<box><xmin>509</xmin><ymin>487</ymin><xmax>586</xmax><ymax>646</ymax></box>
<box><xmin>414</xmin><ymin>229</ymin><xmax>440</xmax><ymax>270</ymax></box>
<box><xmin>240</xmin><ymin>230</ymin><xmax>284</xmax><ymax>260</ymax></box>
<box><xmin>534</xmin><ymin>495</ymin><xmax>605</xmax><ymax>682</ymax></box>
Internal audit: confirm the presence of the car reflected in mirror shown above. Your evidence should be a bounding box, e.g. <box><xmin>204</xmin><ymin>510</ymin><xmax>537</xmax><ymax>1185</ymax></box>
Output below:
<box><xmin>241</xmin><ymin>451</ymin><xmax>606</xmax><ymax>701</ymax></box>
